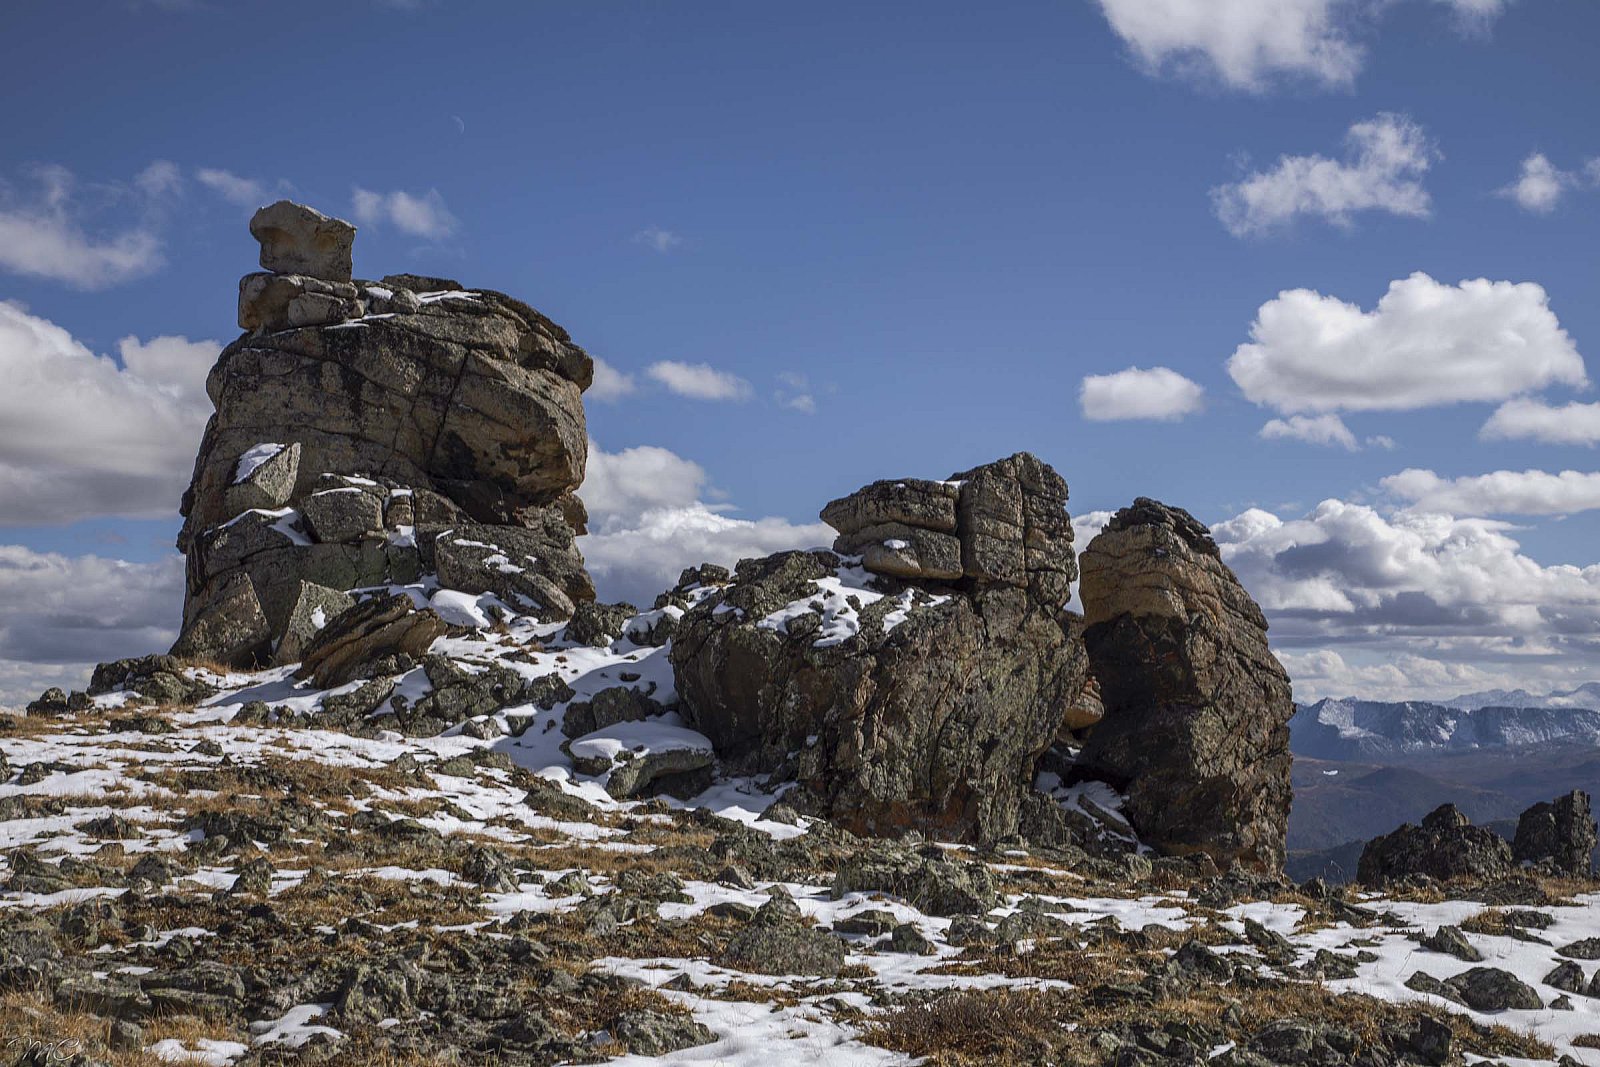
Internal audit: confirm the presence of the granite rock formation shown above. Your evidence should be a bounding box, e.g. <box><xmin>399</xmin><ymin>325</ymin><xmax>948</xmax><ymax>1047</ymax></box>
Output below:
<box><xmin>1072</xmin><ymin>498</ymin><xmax>1295</xmax><ymax>872</ymax></box>
<box><xmin>1357</xmin><ymin>804</ymin><xmax>1514</xmax><ymax>887</ymax></box>
<box><xmin>670</xmin><ymin>453</ymin><xmax>1089</xmax><ymax>844</ymax></box>
<box><xmin>1512</xmin><ymin>790</ymin><xmax>1596</xmax><ymax>875</ymax></box>
<box><xmin>173</xmin><ymin>202</ymin><xmax>596</xmax><ymax>666</ymax></box>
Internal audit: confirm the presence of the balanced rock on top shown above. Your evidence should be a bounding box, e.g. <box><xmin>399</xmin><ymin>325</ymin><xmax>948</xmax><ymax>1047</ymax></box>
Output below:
<box><xmin>171</xmin><ymin>201</ymin><xmax>597</xmax><ymax>667</ymax></box>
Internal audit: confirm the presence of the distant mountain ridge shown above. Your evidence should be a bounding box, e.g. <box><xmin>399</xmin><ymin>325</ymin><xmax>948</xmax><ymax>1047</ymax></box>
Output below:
<box><xmin>1290</xmin><ymin>697</ymin><xmax>1600</xmax><ymax>760</ymax></box>
<box><xmin>1439</xmin><ymin>681</ymin><xmax>1600</xmax><ymax>711</ymax></box>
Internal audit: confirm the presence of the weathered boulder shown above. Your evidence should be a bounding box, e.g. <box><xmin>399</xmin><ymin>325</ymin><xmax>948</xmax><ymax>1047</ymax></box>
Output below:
<box><xmin>1513</xmin><ymin>791</ymin><xmax>1596</xmax><ymax>875</ymax></box>
<box><xmin>222</xmin><ymin>442</ymin><xmax>299</xmax><ymax>516</ymax></box>
<box><xmin>249</xmin><ymin>200</ymin><xmax>356</xmax><ymax>282</ymax></box>
<box><xmin>169</xmin><ymin>572</ymin><xmax>272</xmax><ymax>667</ymax></box>
<box><xmin>272</xmin><ymin>582</ymin><xmax>356</xmax><ymax>666</ymax></box>
<box><xmin>672</xmin><ymin>454</ymin><xmax>1086</xmax><ymax>844</ymax></box>
<box><xmin>1071</xmin><ymin>498</ymin><xmax>1294</xmax><ymax>872</ymax></box>
<box><xmin>172</xmin><ymin>201</ymin><xmax>597</xmax><ymax>666</ymax></box>
<box><xmin>1357</xmin><ymin>805</ymin><xmax>1514</xmax><ymax>887</ymax></box>
<box><xmin>296</xmin><ymin>594</ymin><xmax>448</xmax><ymax>689</ymax></box>
<box><xmin>432</xmin><ymin>517</ymin><xmax>592</xmax><ymax>622</ymax></box>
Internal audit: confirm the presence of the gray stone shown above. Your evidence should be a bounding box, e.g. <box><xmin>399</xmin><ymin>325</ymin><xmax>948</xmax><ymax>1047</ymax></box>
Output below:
<box><xmin>830</xmin><ymin>844</ymin><xmax>999</xmax><ymax>917</ymax></box>
<box><xmin>1543</xmin><ymin>961</ymin><xmax>1586</xmax><ymax>993</ymax></box>
<box><xmin>250</xmin><ymin>200</ymin><xmax>356</xmax><ymax>282</ymax></box>
<box><xmin>433</xmin><ymin>518</ymin><xmax>592</xmax><ymax>622</ymax></box>
<box><xmin>673</xmin><ymin>455</ymin><xmax>1086</xmax><ymax>844</ymax></box>
<box><xmin>273</xmin><ymin>581</ymin><xmax>356</xmax><ymax>665</ymax></box>
<box><xmin>170</xmin><ymin>572</ymin><xmax>272</xmax><ymax>668</ymax></box>
<box><xmin>821</xmin><ymin>478</ymin><xmax>959</xmax><ymax>535</ymax></box>
<box><xmin>612</xmin><ymin>1010</ymin><xmax>716</xmax><ymax>1057</ymax></box>
<box><xmin>716</xmin><ymin>921</ymin><xmax>846</xmax><ymax>977</ymax></box>
<box><xmin>1513</xmin><ymin>791</ymin><xmax>1596</xmax><ymax>875</ymax></box>
<box><xmin>296</xmin><ymin>594</ymin><xmax>448</xmax><ymax>689</ymax></box>
<box><xmin>564</xmin><ymin>600</ymin><xmax>638</xmax><ymax>647</ymax></box>
<box><xmin>1445</xmin><ymin>967</ymin><xmax>1543</xmax><ymax>1012</ymax></box>
<box><xmin>302</xmin><ymin>486</ymin><xmax>386</xmax><ymax>543</ymax></box>
<box><xmin>1358</xmin><ymin>805</ymin><xmax>1514</xmax><ymax>887</ymax></box>
<box><xmin>222</xmin><ymin>441</ymin><xmax>300</xmax><ymax>517</ymax></box>
<box><xmin>1421</xmin><ymin>925</ymin><xmax>1483</xmax><ymax>962</ymax></box>
<box><xmin>603</xmin><ymin>745</ymin><xmax>714</xmax><ymax>799</ymax></box>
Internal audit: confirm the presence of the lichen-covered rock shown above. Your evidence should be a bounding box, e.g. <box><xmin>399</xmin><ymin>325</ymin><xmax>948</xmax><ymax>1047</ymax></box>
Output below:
<box><xmin>169</xmin><ymin>571</ymin><xmax>272</xmax><ymax>667</ymax></box>
<box><xmin>672</xmin><ymin>454</ymin><xmax>1084</xmax><ymax>844</ymax></box>
<box><xmin>432</xmin><ymin>517</ymin><xmax>592</xmax><ymax>622</ymax></box>
<box><xmin>1072</xmin><ymin>498</ymin><xmax>1294</xmax><ymax>873</ymax></box>
<box><xmin>222</xmin><ymin>441</ymin><xmax>299</xmax><ymax>516</ymax></box>
<box><xmin>272</xmin><ymin>581</ymin><xmax>356</xmax><ymax>666</ymax></box>
<box><xmin>1357</xmin><ymin>805</ymin><xmax>1514</xmax><ymax>887</ymax></box>
<box><xmin>173</xmin><ymin>201</ymin><xmax>597</xmax><ymax>666</ymax></box>
<box><xmin>1513</xmin><ymin>791</ymin><xmax>1596</xmax><ymax>875</ymax></box>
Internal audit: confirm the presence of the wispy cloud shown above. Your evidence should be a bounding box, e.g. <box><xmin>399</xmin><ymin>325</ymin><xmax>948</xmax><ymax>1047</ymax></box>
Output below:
<box><xmin>0</xmin><ymin>164</ymin><xmax>164</xmax><ymax>288</ymax></box>
<box><xmin>646</xmin><ymin>360</ymin><xmax>752</xmax><ymax>401</ymax></box>
<box><xmin>352</xmin><ymin>187</ymin><xmax>458</xmax><ymax>239</ymax></box>
<box><xmin>633</xmin><ymin>225</ymin><xmax>682</xmax><ymax>253</ymax></box>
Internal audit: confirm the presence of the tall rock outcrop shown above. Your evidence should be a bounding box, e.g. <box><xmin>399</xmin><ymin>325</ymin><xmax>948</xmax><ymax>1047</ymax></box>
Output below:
<box><xmin>669</xmin><ymin>453</ymin><xmax>1088</xmax><ymax>844</ymax></box>
<box><xmin>1073</xmin><ymin>498</ymin><xmax>1294</xmax><ymax>872</ymax></box>
<box><xmin>1513</xmin><ymin>790</ymin><xmax>1596</xmax><ymax>875</ymax></box>
<box><xmin>174</xmin><ymin>201</ymin><xmax>595</xmax><ymax>666</ymax></box>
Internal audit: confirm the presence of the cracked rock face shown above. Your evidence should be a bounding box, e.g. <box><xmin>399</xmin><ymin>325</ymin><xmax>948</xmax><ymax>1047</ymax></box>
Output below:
<box><xmin>173</xmin><ymin>203</ymin><xmax>595</xmax><ymax>665</ymax></box>
<box><xmin>1072</xmin><ymin>498</ymin><xmax>1295</xmax><ymax>873</ymax></box>
<box><xmin>671</xmin><ymin>453</ymin><xmax>1089</xmax><ymax>845</ymax></box>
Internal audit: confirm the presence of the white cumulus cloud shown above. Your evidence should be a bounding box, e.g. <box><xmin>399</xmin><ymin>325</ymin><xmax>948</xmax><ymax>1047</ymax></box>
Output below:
<box><xmin>578</xmin><ymin>440</ymin><xmax>828</xmax><ymax>606</ymax></box>
<box><xmin>0</xmin><ymin>546</ymin><xmax>184</xmax><ymax>710</ymax></box>
<box><xmin>1093</xmin><ymin>0</ymin><xmax>1363</xmax><ymax>91</ymax></box>
<box><xmin>1212</xmin><ymin>114</ymin><xmax>1435</xmax><ymax>236</ymax></box>
<box><xmin>1079</xmin><ymin>366</ymin><xmax>1204</xmax><ymax>422</ymax></box>
<box><xmin>0</xmin><ymin>165</ymin><xmax>163</xmax><ymax>289</ymax></box>
<box><xmin>1229</xmin><ymin>272</ymin><xmax>1585</xmax><ymax>414</ymax></box>
<box><xmin>586</xmin><ymin>357</ymin><xmax>637</xmax><ymax>403</ymax></box>
<box><xmin>646</xmin><ymin>360</ymin><xmax>752</xmax><ymax>402</ymax></box>
<box><xmin>1381</xmin><ymin>467</ymin><xmax>1600</xmax><ymax>517</ymax></box>
<box><xmin>352</xmin><ymin>187</ymin><xmax>458</xmax><ymax>239</ymax></box>
<box><xmin>196</xmin><ymin>167</ymin><xmax>270</xmax><ymax>207</ymax></box>
<box><xmin>1496</xmin><ymin>152</ymin><xmax>1599</xmax><ymax>214</ymax></box>
<box><xmin>1259</xmin><ymin>414</ymin><xmax>1359</xmax><ymax>450</ymax></box>
<box><xmin>0</xmin><ymin>302</ymin><xmax>215</xmax><ymax>523</ymax></box>
<box><xmin>1212</xmin><ymin>497</ymin><xmax>1600</xmax><ymax>701</ymax></box>
<box><xmin>1094</xmin><ymin>0</ymin><xmax>1514</xmax><ymax>93</ymax></box>
<box><xmin>633</xmin><ymin>226</ymin><xmax>682</xmax><ymax>253</ymax></box>
<box><xmin>1481</xmin><ymin>398</ymin><xmax>1600</xmax><ymax>446</ymax></box>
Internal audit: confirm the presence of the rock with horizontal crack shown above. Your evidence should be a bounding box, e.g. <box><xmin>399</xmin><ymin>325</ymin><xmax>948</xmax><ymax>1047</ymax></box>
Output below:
<box><xmin>672</xmin><ymin>453</ymin><xmax>1086</xmax><ymax>844</ymax></box>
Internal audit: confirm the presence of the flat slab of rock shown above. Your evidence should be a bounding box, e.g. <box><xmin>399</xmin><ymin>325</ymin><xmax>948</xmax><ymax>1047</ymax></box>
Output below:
<box><xmin>249</xmin><ymin>201</ymin><xmax>356</xmax><ymax>282</ymax></box>
<box><xmin>296</xmin><ymin>594</ymin><xmax>447</xmax><ymax>689</ymax></box>
<box><xmin>273</xmin><ymin>581</ymin><xmax>356</xmax><ymax>666</ymax></box>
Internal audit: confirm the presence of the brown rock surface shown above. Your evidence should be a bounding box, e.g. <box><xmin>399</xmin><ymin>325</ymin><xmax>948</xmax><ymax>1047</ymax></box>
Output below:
<box><xmin>1072</xmin><ymin>498</ymin><xmax>1294</xmax><ymax>872</ymax></box>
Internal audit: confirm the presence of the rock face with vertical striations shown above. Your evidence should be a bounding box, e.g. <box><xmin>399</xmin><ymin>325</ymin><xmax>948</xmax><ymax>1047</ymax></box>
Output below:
<box><xmin>670</xmin><ymin>453</ymin><xmax>1089</xmax><ymax>844</ymax></box>
<box><xmin>1513</xmin><ymin>791</ymin><xmax>1596</xmax><ymax>876</ymax></box>
<box><xmin>172</xmin><ymin>202</ymin><xmax>596</xmax><ymax>666</ymax></box>
<box><xmin>1072</xmin><ymin>498</ymin><xmax>1295</xmax><ymax>872</ymax></box>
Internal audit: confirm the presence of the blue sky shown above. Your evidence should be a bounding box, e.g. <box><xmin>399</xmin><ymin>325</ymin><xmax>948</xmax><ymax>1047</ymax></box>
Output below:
<box><xmin>3</xmin><ymin>0</ymin><xmax>1600</xmax><ymax>706</ymax></box>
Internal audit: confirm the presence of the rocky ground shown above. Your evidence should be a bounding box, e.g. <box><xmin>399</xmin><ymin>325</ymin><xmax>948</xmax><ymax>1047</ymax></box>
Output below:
<box><xmin>4</xmin><ymin>597</ymin><xmax>1598</xmax><ymax>1067</ymax></box>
